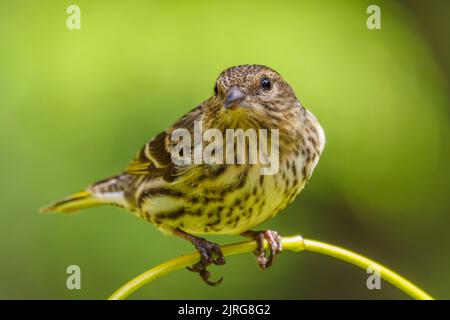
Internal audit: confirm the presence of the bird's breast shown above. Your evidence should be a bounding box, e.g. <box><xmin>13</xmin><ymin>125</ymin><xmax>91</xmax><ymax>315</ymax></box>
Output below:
<box><xmin>138</xmin><ymin>108</ymin><xmax>325</xmax><ymax>235</ymax></box>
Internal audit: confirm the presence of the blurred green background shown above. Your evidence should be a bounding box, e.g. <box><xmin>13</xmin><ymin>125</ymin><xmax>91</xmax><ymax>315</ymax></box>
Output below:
<box><xmin>0</xmin><ymin>0</ymin><xmax>448</xmax><ymax>299</ymax></box>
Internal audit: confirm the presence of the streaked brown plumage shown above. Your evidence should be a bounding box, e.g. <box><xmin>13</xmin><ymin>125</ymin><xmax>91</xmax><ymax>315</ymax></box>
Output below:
<box><xmin>42</xmin><ymin>65</ymin><xmax>325</xmax><ymax>285</ymax></box>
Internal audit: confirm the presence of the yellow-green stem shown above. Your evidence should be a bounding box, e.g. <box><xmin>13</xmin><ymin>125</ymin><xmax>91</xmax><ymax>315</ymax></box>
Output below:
<box><xmin>107</xmin><ymin>235</ymin><xmax>433</xmax><ymax>300</ymax></box>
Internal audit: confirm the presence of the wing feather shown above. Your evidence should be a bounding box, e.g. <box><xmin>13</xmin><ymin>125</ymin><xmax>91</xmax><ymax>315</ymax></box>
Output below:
<box><xmin>124</xmin><ymin>104</ymin><xmax>204</xmax><ymax>179</ymax></box>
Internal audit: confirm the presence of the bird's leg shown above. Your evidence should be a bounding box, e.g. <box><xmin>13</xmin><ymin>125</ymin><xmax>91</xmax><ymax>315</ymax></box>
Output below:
<box><xmin>172</xmin><ymin>228</ymin><xmax>225</xmax><ymax>286</ymax></box>
<box><xmin>241</xmin><ymin>230</ymin><xmax>283</xmax><ymax>269</ymax></box>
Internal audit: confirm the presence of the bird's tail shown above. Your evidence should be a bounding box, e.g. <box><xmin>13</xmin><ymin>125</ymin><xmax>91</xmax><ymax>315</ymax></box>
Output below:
<box><xmin>40</xmin><ymin>174</ymin><xmax>136</xmax><ymax>214</ymax></box>
<box><xmin>40</xmin><ymin>191</ymin><xmax>102</xmax><ymax>214</ymax></box>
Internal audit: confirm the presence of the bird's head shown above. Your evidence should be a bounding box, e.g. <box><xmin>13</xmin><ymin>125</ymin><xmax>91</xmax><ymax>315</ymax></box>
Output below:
<box><xmin>206</xmin><ymin>65</ymin><xmax>301</xmax><ymax>129</ymax></box>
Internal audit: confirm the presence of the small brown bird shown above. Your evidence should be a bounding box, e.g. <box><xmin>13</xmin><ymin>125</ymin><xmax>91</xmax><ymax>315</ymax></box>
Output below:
<box><xmin>42</xmin><ymin>65</ymin><xmax>325</xmax><ymax>285</ymax></box>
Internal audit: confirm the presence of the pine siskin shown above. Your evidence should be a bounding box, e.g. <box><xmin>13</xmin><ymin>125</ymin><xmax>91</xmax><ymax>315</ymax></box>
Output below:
<box><xmin>41</xmin><ymin>65</ymin><xmax>325</xmax><ymax>285</ymax></box>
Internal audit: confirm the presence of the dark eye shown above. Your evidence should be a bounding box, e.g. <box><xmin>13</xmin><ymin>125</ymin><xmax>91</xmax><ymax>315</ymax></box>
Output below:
<box><xmin>260</xmin><ymin>77</ymin><xmax>272</xmax><ymax>91</ymax></box>
<box><xmin>214</xmin><ymin>84</ymin><xmax>218</xmax><ymax>95</ymax></box>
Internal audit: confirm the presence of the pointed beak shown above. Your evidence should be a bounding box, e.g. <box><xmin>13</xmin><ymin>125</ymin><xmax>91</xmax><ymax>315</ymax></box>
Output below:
<box><xmin>224</xmin><ymin>86</ymin><xmax>246</xmax><ymax>109</ymax></box>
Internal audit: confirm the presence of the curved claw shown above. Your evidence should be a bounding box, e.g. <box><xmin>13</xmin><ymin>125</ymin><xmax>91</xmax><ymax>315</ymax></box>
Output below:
<box><xmin>212</xmin><ymin>245</ymin><xmax>226</xmax><ymax>265</ymax></box>
<box><xmin>186</xmin><ymin>238</ymin><xmax>226</xmax><ymax>286</ymax></box>
<box><xmin>172</xmin><ymin>228</ymin><xmax>226</xmax><ymax>286</ymax></box>
<box><xmin>243</xmin><ymin>229</ymin><xmax>283</xmax><ymax>269</ymax></box>
<box><xmin>199</xmin><ymin>269</ymin><xmax>223</xmax><ymax>286</ymax></box>
<box><xmin>262</xmin><ymin>230</ymin><xmax>282</xmax><ymax>268</ymax></box>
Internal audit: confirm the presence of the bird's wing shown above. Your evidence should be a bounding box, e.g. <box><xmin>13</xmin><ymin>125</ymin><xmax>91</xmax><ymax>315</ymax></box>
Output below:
<box><xmin>124</xmin><ymin>105</ymin><xmax>203</xmax><ymax>179</ymax></box>
<box><xmin>125</xmin><ymin>130</ymin><xmax>171</xmax><ymax>174</ymax></box>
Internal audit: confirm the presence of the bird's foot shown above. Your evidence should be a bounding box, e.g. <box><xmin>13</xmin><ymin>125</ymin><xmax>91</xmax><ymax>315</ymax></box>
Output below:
<box><xmin>242</xmin><ymin>230</ymin><xmax>283</xmax><ymax>269</ymax></box>
<box><xmin>186</xmin><ymin>237</ymin><xmax>226</xmax><ymax>286</ymax></box>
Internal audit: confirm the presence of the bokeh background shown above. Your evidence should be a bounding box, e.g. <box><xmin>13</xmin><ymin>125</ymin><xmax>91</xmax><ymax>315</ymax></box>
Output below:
<box><xmin>0</xmin><ymin>0</ymin><xmax>448</xmax><ymax>299</ymax></box>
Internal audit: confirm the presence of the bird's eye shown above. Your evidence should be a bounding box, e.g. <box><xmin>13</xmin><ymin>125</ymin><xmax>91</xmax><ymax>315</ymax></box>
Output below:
<box><xmin>260</xmin><ymin>77</ymin><xmax>272</xmax><ymax>91</ymax></box>
<box><xmin>214</xmin><ymin>84</ymin><xmax>218</xmax><ymax>95</ymax></box>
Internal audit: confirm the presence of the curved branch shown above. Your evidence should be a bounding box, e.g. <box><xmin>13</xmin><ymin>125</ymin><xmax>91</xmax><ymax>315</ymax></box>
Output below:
<box><xmin>107</xmin><ymin>235</ymin><xmax>433</xmax><ymax>300</ymax></box>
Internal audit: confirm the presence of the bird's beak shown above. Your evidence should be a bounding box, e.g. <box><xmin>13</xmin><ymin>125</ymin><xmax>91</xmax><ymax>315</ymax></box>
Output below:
<box><xmin>224</xmin><ymin>86</ymin><xmax>246</xmax><ymax>109</ymax></box>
